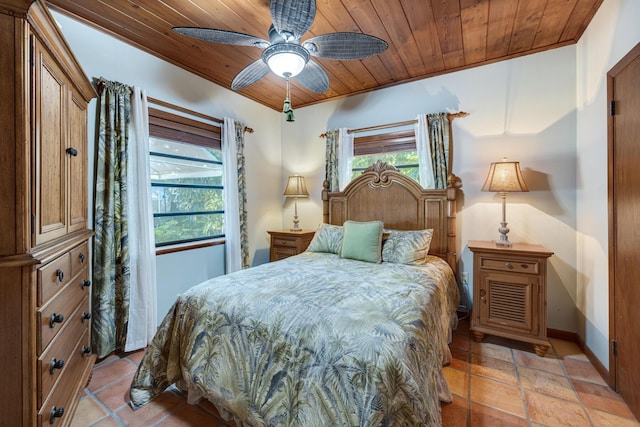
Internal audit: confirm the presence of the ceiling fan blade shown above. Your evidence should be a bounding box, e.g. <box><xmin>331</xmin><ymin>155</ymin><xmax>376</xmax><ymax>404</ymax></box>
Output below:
<box><xmin>303</xmin><ymin>33</ymin><xmax>388</xmax><ymax>60</ymax></box>
<box><xmin>231</xmin><ymin>60</ymin><xmax>270</xmax><ymax>90</ymax></box>
<box><xmin>270</xmin><ymin>0</ymin><xmax>316</xmax><ymax>41</ymax></box>
<box><xmin>173</xmin><ymin>27</ymin><xmax>269</xmax><ymax>48</ymax></box>
<box><xmin>295</xmin><ymin>60</ymin><xmax>329</xmax><ymax>93</ymax></box>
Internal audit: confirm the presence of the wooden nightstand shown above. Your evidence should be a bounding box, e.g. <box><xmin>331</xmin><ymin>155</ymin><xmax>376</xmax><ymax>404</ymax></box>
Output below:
<box><xmin>268</xmin><ymin>230</ymin><xmax>315</xmax><ymax>262</ymax></box>
<box><xmin>469</xmin><ymin>240</ymin><xmax>554</xmax><ymax>356</ymax></box>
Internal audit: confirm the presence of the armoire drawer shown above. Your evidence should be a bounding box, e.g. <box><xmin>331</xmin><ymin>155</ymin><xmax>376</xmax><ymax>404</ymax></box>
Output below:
<box><xmin>37</xmin><ymin>271</ymin><xmax>90</xmax><ymax>353</ymax></box>
<box><xmin>38</xmin><ymin>252</ymin><xmax>71</xmax><ymax>306</ymax></box>
<box><xmin>38</xmin><ymin>295</ymin><xmax>90</xmax><ymax>406</ymax></box>
<box><xmin>37</xmin><ymin>329</ymin><xmax>91</xmax><ymax>427</ymax></box>
<box><xmin>69</xmin><ymin>241</ymin><xmax>90</xmax><ymax>277</ymax></box>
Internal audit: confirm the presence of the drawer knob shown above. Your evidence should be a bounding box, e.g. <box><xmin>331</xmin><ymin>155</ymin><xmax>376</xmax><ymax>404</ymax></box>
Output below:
<box><xmin>55</xmin><ymin>269</ymin><xmax>64</xmax><ymax>282</ymax></box>
<box><xmin>521</xmin><ymin>264</ymin><xmax>528</xmax><ymax>269</ymax></box>
<box><xmin>79</xmin><ymin>253</ymin><xmax>85</xmax><ymax>263</ymax></box>
<box><xmin>50</xmin><ymin>358</ymin><xmax>65</xmax><ymax>374</ymax></box>
<box><xmin>82</xmin><ymin>279</ymin><xmax>91</xmax><ymax>289</ymax></box>
<box><xmin>505</xmin><ymin>262</ymin><xmax>513</xmax><ymax>269</ymax></box>
<box><xmin>49</xmin><ymin>313</ymin><xmax>64</xmax><ymax>328</ymax></box>
<box><xmin>66</xmin><ymin>147</ymin><xmax>78</xmax><ymax>156</ymax></box>
<box><xmin>81</xmin><ymin>346</ymin><xmax>92</xmax><ymax>357</ymax></box>
<box><xmin>81</xmin><ymin>312</ymin><xmax>92</xmax><ymax>323</ymax></box>
<box><xmin>49</xmin><ymin>406</ymin><xmax>64</xmax><ymax>424</ymax></box>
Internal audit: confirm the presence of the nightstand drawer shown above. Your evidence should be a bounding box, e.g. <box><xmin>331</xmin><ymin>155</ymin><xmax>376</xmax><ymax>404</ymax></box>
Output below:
<box><xmin>480</xmin><ymin>257</ymin><xmax>539</xmax><ymax>274</ymax></box>
<box><xmin>273</xmin><ymin>238</ymin><xmax>297</xmax><ymax>247</ymax></box>
<box><xmin>268</xmin><ymin>230</ymin><xmax>315</xmax><ymax>262</ymax></box>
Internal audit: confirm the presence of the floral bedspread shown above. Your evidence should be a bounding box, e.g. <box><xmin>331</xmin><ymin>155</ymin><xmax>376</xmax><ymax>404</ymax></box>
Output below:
<box><xmin>129</xmin><ymin>252</ymin><xmax>459</xmax><ymax>426</ymax></box>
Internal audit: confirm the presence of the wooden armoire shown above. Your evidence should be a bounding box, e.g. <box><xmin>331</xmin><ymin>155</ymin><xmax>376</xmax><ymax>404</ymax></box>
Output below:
<box><xmin>0</xmin><ymin>1</ymin><xmax>97</xmax><ymax>425</ymax></box>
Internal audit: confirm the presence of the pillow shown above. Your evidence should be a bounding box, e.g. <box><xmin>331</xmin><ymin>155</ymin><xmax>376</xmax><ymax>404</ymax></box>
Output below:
<box><xmin>340</xmin><ymin>220</ymin><xmax>384</xmax><ymax>263</ymax></box>
<box><xmin>306</xmin><ymin>223</ymin><xmax>343</xmax><ymax>254</ymax></box>
<box><xmin>382</xmin><ymin>229</ymin><xmax>434</xmax><ymax>265</ymax></box>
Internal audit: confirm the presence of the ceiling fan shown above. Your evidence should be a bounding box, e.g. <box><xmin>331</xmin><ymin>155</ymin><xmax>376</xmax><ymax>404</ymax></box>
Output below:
<box><xmin>173</xmin><ymin>0</ymin><xmax>388</xmax><ymax>121</ymax></box>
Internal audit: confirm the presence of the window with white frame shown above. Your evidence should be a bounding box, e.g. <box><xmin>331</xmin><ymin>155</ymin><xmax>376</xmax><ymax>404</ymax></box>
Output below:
<box><xmin>148</xmin><ymin>108</ymin><xmax>224</xmax><ymax>247</ymax></box>
<box><xmin>351</xmin><ymin>129</ymin><xmax>419</xmax><ymax>181</ymax></box>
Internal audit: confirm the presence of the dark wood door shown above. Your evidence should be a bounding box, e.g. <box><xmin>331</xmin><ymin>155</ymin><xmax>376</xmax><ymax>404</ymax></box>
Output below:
<box><xmin>609</xmin><ymin>42</ymin><xmax>640</xmax><ymax>420</ymax></box>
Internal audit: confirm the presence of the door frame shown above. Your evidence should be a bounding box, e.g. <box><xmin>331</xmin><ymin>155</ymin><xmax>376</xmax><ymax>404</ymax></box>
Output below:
<box><xmin>607</xmin><ymin>42</ymin><xmax>640</xmax><ymax>390</ymax></box>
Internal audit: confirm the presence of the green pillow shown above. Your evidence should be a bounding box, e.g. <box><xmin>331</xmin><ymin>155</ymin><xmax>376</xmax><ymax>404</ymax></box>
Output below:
<box><xmin>340</xmin><ymin>220</ymin><xmax>384</xmax><ymax>263</ymax></box>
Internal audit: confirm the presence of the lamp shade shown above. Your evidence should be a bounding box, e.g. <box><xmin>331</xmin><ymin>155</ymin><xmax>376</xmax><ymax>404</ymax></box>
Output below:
<box><xmin>283</xmin><ymin>175</ymin><xmax>309</xmax><ymax>197</ymax></box>
<box><xmin>482</xmin><ymin>160</ymin><xmax>529</xmax><ymax>193</ymax></box>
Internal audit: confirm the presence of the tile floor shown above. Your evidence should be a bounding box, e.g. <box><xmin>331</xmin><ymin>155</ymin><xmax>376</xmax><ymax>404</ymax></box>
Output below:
<box><xmin>71</xmin><ymin>318</ymin><xmax>639</xmax><ymax>426</ymax></box>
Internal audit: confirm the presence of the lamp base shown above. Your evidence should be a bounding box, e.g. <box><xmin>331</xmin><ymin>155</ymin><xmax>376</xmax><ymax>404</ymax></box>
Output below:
<box><xmin>495</xmin><ymin>222</ymin><xmax>512</xmax><ymax>247</ymax></box>
<box><xmin>290</xmin><ymin>215</ymin><xmax>302</xmax><ymax>232</ymax></box>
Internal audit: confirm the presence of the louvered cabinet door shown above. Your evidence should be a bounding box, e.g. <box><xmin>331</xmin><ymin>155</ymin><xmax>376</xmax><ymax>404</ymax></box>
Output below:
<box><xmin>477</xmin><ymin>272</ymin><xmax>538</xmax><ymax>336</ymax></box>
<box><xmin>468</xmin><ymin>241</ymin><xmax>554</xmax><ymax>357</ymax></box>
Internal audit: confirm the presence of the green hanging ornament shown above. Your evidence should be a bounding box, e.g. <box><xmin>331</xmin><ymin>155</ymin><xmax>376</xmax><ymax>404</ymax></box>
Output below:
<box><xmin>283</xmin><ymin>73</ymin><xmax>295</xmax><ymax>122</ymax></box>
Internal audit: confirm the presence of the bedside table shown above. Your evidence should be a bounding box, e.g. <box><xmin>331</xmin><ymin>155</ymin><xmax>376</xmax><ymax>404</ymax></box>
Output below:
<box><xmin>268</xmin><ymin>230</ymin><xmax>315</xmax><ymax>262</ymax></box>
<box><xmin>468</xmin><ymin>240</ymin><xmax>554</xmax><ymax>356</ymax></box>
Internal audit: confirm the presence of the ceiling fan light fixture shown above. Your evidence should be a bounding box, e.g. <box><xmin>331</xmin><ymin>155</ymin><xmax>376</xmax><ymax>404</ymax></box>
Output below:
<box><xmin>263</xmin><ymin>43</ymin><xmax>309</xmax><ymax>77</ymax></box>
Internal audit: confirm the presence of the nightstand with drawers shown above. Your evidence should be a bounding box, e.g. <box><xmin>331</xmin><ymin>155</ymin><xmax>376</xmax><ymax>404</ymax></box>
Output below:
<box><xmin>268</xmin><ymin>230</ymin><xmax>315</xmax><ymax>262</ymax></box>
<box><xmin>468</xmin><ymin>240</ymin><xmax>554</xmax><ymax>356</ymax></box>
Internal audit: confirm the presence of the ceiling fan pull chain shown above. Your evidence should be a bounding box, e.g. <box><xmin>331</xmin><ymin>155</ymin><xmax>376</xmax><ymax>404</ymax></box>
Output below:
<box><xmin>283</xmin><ymin>73</ymin><xmax>295</xmax><ymax>122</ymax></box>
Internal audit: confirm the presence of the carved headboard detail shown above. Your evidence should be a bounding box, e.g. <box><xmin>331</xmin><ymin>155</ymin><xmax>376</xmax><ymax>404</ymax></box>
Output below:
<box><xmin>322</xmin><ymin>161</ymin><xmax>459</xmax><ymax>274</ymax></box>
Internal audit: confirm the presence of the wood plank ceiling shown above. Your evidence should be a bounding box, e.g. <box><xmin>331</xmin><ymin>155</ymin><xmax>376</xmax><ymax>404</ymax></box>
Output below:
<box><xmin>47</xmin><ymin>0</ymin><xmax>603</xmax><ymax>111</ymax></box>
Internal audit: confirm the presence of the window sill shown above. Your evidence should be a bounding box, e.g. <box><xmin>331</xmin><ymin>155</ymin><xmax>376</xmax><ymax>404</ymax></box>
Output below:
<box><xmin>155</xmin><ymin>238</ymin><xmax>225</xmax><ymax>256</ymax></box>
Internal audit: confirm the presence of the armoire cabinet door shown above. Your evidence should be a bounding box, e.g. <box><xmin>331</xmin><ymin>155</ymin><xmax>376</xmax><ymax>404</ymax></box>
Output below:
<box><xmin>68</xmin><ymin>93</ymin><xmax>88</xmax><ymax>233</ymax></box>
<box><xmin>33</xmin><ymin>37</ymin><xmax>68</xmax><ymax>246</ymax></box>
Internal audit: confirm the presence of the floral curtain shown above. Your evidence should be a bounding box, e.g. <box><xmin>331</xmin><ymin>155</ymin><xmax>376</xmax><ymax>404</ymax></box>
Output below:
<box><xmin>324</xmin><ymin>130</ymin><xmax>339</xmax><ymax>192</ymax></box>
<box><xmin>415</xmin><ymin>112</ymin><xmax>451</xmax><ymax>189</ymax></box>
<box><xmin>324</xmin><ymin>128</ymin><xmax>353</xmax><ymax>192</ymax></box>
<box><xmin>92</xmin><ymin>78</ymin><xmax>132</xmax><ymax>358</ymax></box>
<box><xmin>223</xmin><ymin>118</ymin><xmax>249</xmax><ymax>273</ymax></box>
<box><xmin>428</xmin><ymin>112</ymin><xmax>450</xmax><ymax>189</ymax></box>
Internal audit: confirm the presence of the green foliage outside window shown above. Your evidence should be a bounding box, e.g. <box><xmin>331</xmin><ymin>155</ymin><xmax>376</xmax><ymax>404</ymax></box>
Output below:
<box><xmin>351</xmin><ymin>150</ymin><xmax>419</xmax><ymax>181</ymax></box>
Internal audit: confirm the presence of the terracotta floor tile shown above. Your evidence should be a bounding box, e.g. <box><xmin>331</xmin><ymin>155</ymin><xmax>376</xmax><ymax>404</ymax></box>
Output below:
<box><xmin>155</xmin><ymin>403</ymin><xmax>225</xmax><ymax>426</ymax></box>
<box><xmin>562</xmin><ymin>358</ymin><xmax>608</xmax><ymax>386</ymax></box>
<box><xmin>91</xmin><ymin>417</ymin><xmax>124</xmax><ymax>427</ymax></box>
<box><xmin>443</xmin><ymin>366</ymin><xmax>469</xmax><ymax>398</ymax></box>
<box><xmin>573</xmin><ymin>379</ymin><xmax>636</xmax><ymax>419</ymax></box>
<box><xmin>94</xmin><ymin>354</ymin><xmax>121</xmax><ymax>368</ymax></box>
<box><xmin>89</xmin><ymin>358</ymin><xmax>138</xmax><ymax>392</ymax></box>
<box><xmin>449</xmin><ymin>346</ymin><xmax>470</xmax><ymax>371</ymax></box>
<box><xmin>513</xmin><ymin>348</ymin><xmax>564</xmax><ymax>375</ymax></box>
<box><xmin>470</xmin><ymin>353</ymin><xmax>519</xmax><ymax>385</ymax></box>
<box><xmin>471</xmin><ymin>340</ymin><xmax>514</xmax><ymax>363</ymax></box>
<box><xmin>525</xmin><ymin>390</ymin><xmax>591</xmax><ymax>427</ymax></box>
<box><xmin>116</xmin><ymin>389</ymin><xmax>186</xmax><ymax>426</ymax></box>
<box><xmin>518</xmin><ymin>366</ymin><xmax>578</xmax><ymax>402</ymax></box>
<box><xmin>451</xmin><ymin>330</ymin><xmax>471</xmax><ymax>352</ymax></box>
<box><xmin>125</xmin><ymin>349</ymin><xmax>147</xmax><ymax>366</ymax></box>
<box><xmin>70</xmin><ymin>395</ymin><xmax>108</xmax><ymax>427</ymax></box>
<box><xmin>469</xmin><ymin>401</ymin><xmax>529</xmax><ymax>427</ymax></box>
<box><xmin>470</xmin><ymin>375</ymin><xmax>526</xmax><ymax>418</ymax></box>
<box><xmin>441</xmin><ymin>395</ymin><xmax>468</xmax><ymax>427</ymax></box>
<box><xmin>550</xmin><ymin>338</ymin><xmax>590</xmax><ymax>362</ymax></box>
<box><xmin>587</xmin><ymin>407</ymin><xmax>640</xmax><ymax>427</ymax></box>
<box><xmin>95</xmin><ymin>372</ymin><xmax>136</xmax><ymax>411</ymax></box>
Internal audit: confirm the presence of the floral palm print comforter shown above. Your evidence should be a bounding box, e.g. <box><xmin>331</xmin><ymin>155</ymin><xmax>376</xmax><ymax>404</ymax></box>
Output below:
<box><xmin>130</xmin><ymin>252</ymin><xmax>459</xmax><ymax>426</ymax></box>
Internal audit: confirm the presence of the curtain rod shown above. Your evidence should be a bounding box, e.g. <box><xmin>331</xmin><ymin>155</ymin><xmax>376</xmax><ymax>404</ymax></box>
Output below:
<box><xmin>319</xmin><ymin>111</ymin><xmax>468</xmax><ymax>138</ymax></box>
<box><xmin>147</xmin><ymin>96</ymin><xmax>254</xmax><ymax>133</ymax></box>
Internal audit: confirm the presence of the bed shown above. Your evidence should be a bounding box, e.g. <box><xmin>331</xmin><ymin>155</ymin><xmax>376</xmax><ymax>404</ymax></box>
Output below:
<box><xmin>129</xmin><ymin>162</ymin><xmax>461</xmax><ymax>426</ymax></box>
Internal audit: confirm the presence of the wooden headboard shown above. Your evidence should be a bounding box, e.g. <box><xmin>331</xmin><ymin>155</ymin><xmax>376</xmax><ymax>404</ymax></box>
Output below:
<box><xmin>322</xmin><ymin>161</ymin><xmax>459</xmax><ymax>273</ymax></box>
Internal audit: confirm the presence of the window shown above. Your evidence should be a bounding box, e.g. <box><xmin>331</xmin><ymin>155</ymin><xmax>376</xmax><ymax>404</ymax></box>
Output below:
<box><xmin>351</xmin><ymin>129</ymin><xmax>419</xmax><ymax>181</ymax></box>
<box><xmin>148</xmin><ymin>108</ymin><xmax>224</xmax><ymax>247</ymax></box>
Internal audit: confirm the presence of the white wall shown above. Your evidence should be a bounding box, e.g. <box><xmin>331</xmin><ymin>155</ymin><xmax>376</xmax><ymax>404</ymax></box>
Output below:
<box><xmin>284</xmin><ymin>46</ymin><xmax>579</xmax><ymax>333</ymax></box>
<box><xmin>51</xmin><ymin>10</ymin><xmax>284</xmax><ymax>316</ymax></box>
<box><xmin>575</xmin><ymin>0</ymin><xmax>640</xmax><ymax>368</ymax></box>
